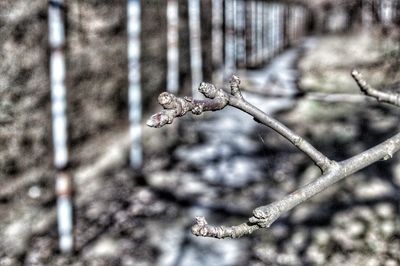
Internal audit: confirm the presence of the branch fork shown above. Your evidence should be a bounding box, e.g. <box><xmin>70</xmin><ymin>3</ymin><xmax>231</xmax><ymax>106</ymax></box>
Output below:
<box><xmin>351</xmin><ymin>70</ymin><xmax>400</xmax><ymax>107</ymax></box>
<box><xmin>146</xmin><ymin>83</ymin><xmax>229</xmax><ymax>128</ymax></box>
<box><xmin>147</xmin><ymin>71</ymin><xmax>400</xmax><ymax>239</ymax></box>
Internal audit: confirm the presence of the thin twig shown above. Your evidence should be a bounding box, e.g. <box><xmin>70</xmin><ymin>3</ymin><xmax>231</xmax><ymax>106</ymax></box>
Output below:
<box><xmin>352</xmin><ymin>69</ymin><xmax>400</xmax><ymax>107</ymax></box>
<box><xmin>147</xmin><ymin>74</ymin><xmax>400</xmax><ymax>239</ymax></box>
<box><xmin>147</xmin><ymin>77</ymin><xmax>334</xmax><ymax>172</ymax></box>
<box><xmin>228</xmin><ymin>95</ymin><xmax>334</xmax><ymax>171</ymax></box>
<box><xmin>191</xmin><ymin>217</ymin><xmax>260</xmax><ymax>239</ymax></box>
<box><xmin>193</xmin><ymin>131</ymin><xmax>400</xmax><ymax>239</ymax></box>
<box><xmin>146</xmin><ymin>83</ymin><xmax>229</xmax><ymax>128</ymax></box>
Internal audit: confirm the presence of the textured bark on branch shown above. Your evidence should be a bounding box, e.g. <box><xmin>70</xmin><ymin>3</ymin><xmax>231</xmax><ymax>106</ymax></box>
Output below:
<box><xmin>352</xmin><ymin>70</ymin><xmax>400</xmax><ymax>107</ymax></box>
<box><xmin>146</xmin><ymin>82</ymin><xmax>229</xmax><ymax>128</ymax></box>
<box><xmin>147</xmin><ymin>71</ymin><xmax>400</xmax><ymax>239</ymax></box>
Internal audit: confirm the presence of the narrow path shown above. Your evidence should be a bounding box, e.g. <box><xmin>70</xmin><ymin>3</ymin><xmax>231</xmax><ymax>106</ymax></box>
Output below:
<box><xmin>4</xmin><ymin>39</ymin><xmax>316</xmax><ymax>266</ymax></box>
<box><xmin>174</xmin><ymin>39</ymin><xmax>315</xmax><ymax>188</ymax></box>
<box><xmin>149</xmin><ymin>39</ymin><xmax>315</xmax><ymax>266</ymax></box>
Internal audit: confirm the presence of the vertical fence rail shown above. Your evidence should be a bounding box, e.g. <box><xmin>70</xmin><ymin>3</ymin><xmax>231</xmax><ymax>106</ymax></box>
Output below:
<box><xmin>267</xmin><ymin>4</ymin><xmax>274</xmax><ymax>59</ymax></box>
<box><xmin>276</xmin><ymin>4</ymin><xmax>281</xmax><ymax>53</ymax></box>
<box><xmin>167</xmin><ymin>0</ymin><xmax>179</xmax><ymax>93</ymax></box>
<box><xmin>302</xmin><ymin>7</ymin><xmax>306</xmax><ymax>38</ymax></box>
<box><xmin>127</xmin><ymin>0</ymin><xmax>142</xmax><ymax>169</ymax></box>
<box><xmin>236</xmin><ymin>0</ymin><xmax>246</xmax><ymax>68</ymax></box>
<box><xmin>273</xmin><ymin>4</ymin><xmax>278</xmax><ymax>55</ymax></box>
<box><xmin>212</xmin><ymin>0</ymin><xmax>224</xmax><ymax>86</ymax></box>
<box><xmin>290</xmin><ymin>6</ymin><xmax>296</xmax><ymax>45</ymax></box>
<box><xmin>292</xmin><ymin>7</ymin><xmax>297</xmax><ymax>44</ymax></box>
<box><xmin>270</xmin><ymin>4</ymin><xmax>274</xmax><ymax>57</ymax></box>
<box><xmin>250</xmin><ymin>0</ymin><xmax>257</xmax><ymax>67</ymax></box>
<box><xmin>256</xmin><ymin>1</ymin><xmax>263</xmax><ymax>65</ymax></box>
<box><xmin>245</xmin><ymin>1</ymin><xmax>253</xmax><ymax>68</ymax></box>
<box><xmin>283</xmin><ymin>5</ymin><xmax>290</xmax><ymax>48</ymax></box>
<box><xmin>188</xmin><ymin>0</ymin><xmax>203</xmax><ymax>97</ymax></box>
<box><xmin>380</xmin><ymin>0</ymin><xmax>393</xmax><ymax>25</ymax></box>
<box><xmin>278</xmin><ymin>5</ymin><xmax>284</xmax><ymax>52</ymax></box>
<box><xmin>232</xmin><ymin>0</ymin><xmax>238</xmax><ymax>68</ymax></box>
<box><xmin>48</xmin><ymin>0</ymin><xmax>73</xmax><ymax>253</ymax></box>
<box><xmin>361</xmin><ymin>0</ymin><xmax>368</xmax><ymax>29</ymax></box>
<box><xmin>225</xmin><ymin>0</ymin><xmax>236</xmax><ymax>78</ymax></box>
<box><xmin>262</xmin><ymin>2</ymin><xmax>267</xmax><ymax>62</ymax></box>
<box><xmin>49</xmin><ymin>1</ymin><xmax>68</xmax><ymax>171</ymax></box>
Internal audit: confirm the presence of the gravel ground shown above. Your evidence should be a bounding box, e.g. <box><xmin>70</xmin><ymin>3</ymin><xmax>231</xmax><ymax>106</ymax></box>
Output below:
<box><xmin>1</xmin><ymin>1</ymin><xmax>400</xmax><ymax>264</ymax></box>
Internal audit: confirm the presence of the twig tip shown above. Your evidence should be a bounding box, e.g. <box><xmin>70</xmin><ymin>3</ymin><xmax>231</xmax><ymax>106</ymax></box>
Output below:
<box><xmin>351</xmin><ymin>69</ymin><xmax>359</xmax><ymax>77</ymax></box>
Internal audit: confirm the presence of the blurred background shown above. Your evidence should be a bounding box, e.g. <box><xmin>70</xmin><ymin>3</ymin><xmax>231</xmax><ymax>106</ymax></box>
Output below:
<box><xmin>1</xmin><ymin>0</ymin><xmax>400</xmax><ymax>265</ymax></box>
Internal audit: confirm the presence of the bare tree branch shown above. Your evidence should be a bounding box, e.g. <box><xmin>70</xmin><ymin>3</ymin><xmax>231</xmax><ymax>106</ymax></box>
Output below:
<box><xmin>352</xmin><ymin>69</ymin><xmax>400</xmax><ymax>107</ymax></box>
<box><xmin>191</xmin><ymin>216</ymin><xmax>260</xmax><ymax>239</ymax></box>
<box><xmin>147</xmin><ymin>73</ymin><xmax>400</xmax><ymax>239</ymax></box>
<box><xmin>228</xmin><ymin>93</ymin><xmax>335</xmax><ymax>172</ymax></box>
<box><xmin>146</xmin><ymin>83</ymin><xmax>229</xmax><ymax>128</ymax></box>
<box><xmin>192</xmin><ymin>130</ymin><xmax>400</xmax><ymax>239</ymax></box>
<box><xmin>148</xmin><ymin>76</ymin><xmax>334</xmax><ymax>172</ymax></box>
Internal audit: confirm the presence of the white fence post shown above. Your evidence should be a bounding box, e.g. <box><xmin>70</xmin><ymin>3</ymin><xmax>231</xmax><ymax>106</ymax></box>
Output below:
<box><xmin>49</xmin><ymin>0</ymin><xmax>68</xmax><ymax>171</ymax></box>
<box><xmin>256</xmin><ymin>1</ymin><xmax>263</xmax><ymax>65</ymax></box>
<box><xmin>212</xmin><ymin>0</ymin><xmax>224</xmax><ymax>86</ymax></box>
<box><xmin>48</xmin><ymin>0</ymin><xmax>73</xmax><ymax>253</ymax></box>
<box><xmin>380</xmin><ymin>0</ymin><xmax>395</xmax><ymax>25</ymax></box>
<box><xmin>235</xmin><ymin>0</ymin><xmax>246</xmax><ymax>68</ymax></box>
<box><xmin>127</xmin><ymin>0</ymin><xmax>142</xmax><ymax>169</ymax></box>
<box><xmin>167</xmin><ymin>0</ymin><xmax>179</xmax><ymax>94</ymax></box>
<box><xmin>250</xmin><ymin>0</ymin><xmax>257</xmax><ymax>67</ymax></box>
<box><xmin>277</xmin><ymin>5</ymin><xmax>284</xmax><ymax>52</ymax></box>
<box><xmin>267</xmin><ymin>4</ymin><xmax>274</xmax><ymax>58</ymax></box>
<box><xmin>225</xmin><ymin>0</ymin><xmax>236</xmax><ymax>78</ymax></box>
<box><xmin>262</xmin><ymin>2</ymin><xmax>267</xmax><ymax>61</ymax></box>
<box><xmin>188</xmin><ymin>0</ymin><xmax>203</xmax><ymax>97</ymax></box>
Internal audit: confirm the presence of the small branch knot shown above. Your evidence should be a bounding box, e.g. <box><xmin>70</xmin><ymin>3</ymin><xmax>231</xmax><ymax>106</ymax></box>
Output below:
<box><xmin>230</xmin><ymin>75</ymin><xmax>243</xmax><ymax>99</ymax></box>
<box><xmin>192</xmin><ymin>103</ymin><xmax>204</xmax><ymax>115</ymax></box>
<box><xmin>199</xmin><ymin>82</ymin><xmax>218</xmax><ymax>99</ymax></box>
<box><xmin>249</xmin><ymin>203</ymin><xmax>280</xmax><ymax>228</ymax></box>
<box><xmin>198</xmin><ymin>82</ymin><xmax>230</xmax><ymax>107</ymax></box>
<box><xmin>383</xmin><ymin>140</ymin><xmax>396</xmax><ymax>160</ymax></box>
<box><xmin>148</xmin><ymin>82</ymin><xmax>230</xmax><ymax>128</ymax></box>
<box><xmin>351</xmin><ymin>69</ymin><xmax>400</xmax><ymax>108</ymax></box>
<box><xmin>184</xmin><ymin>96</ymin><xmax>193</xmax><ymax>102</ymax></box>
<box><xmin>191</xmin><ymin>216</ymin><xmax>225</xmax><ymax>238</ymax></box>
<box><xmin>158</xmin><ymin>92</ymin><xmax>174</xmax><ymax>109</ymax></box>
<box><xmin>191</xmin><ymin>216</ymin><xmax>260</xmax><ymax>239</ymax></box>
<box><xmin>157</xmin><ymin>92</ymin><xmax>185</xmax><ymax>114</ymax></box>
<box><xmin>191</xmin><ymin>217</ymin><xmax>208</xmax><ymax>236</ymax></box>
<box><xmin>293</xmin><ymin>136</ymin><xmax>303</xmax><ymax>147</ymax></box>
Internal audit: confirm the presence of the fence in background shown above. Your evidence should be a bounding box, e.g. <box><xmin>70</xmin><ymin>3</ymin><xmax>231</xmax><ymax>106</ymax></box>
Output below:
<box><xmin>48</xmin><ymin>0</ymin><xmax>315</xmax><ymax>253</ymax></box>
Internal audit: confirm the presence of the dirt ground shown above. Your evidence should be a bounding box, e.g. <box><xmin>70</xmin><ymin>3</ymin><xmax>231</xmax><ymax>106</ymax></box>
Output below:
<box><xmin>1</xmin><ymin>1</ymin><xmax>400</xmax><ymax>265</ymax></box>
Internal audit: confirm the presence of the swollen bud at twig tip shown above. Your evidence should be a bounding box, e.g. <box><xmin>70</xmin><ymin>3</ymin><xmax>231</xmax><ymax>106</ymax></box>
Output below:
<box><xmin>195</xmin><ymin>216</ymin><xmax>208</xmax><ymax>226</ymax></box>
<box><xmin>146</xmin><ymin>119</ymin><xmax>154</xmax><ymax>127</ymax></box>
<box><xmin>252</xmin><ymin>209</ymin><xmax>267</xmax><ymax>219</ymax></box>
<box><xmin>383</xmin><ymin>154</ymin><xmax>391</xmax><ymax>161</ymax></box>
<box><xmin>351</xmin><ymin>69</ymin><xmax>359</xmax><ymax>77</ymax></box>
<box><xmin>158</xmin><ymin>92</ymin><xmax>174</xmax><ymax>108</ymax></box>
<box><xmin>192</xmin><ymin>216</ymin><xmax>208</xmax><ymax>236</ymax></box>
<box><xmin>146</xmin><ymin>115</ymin><xmax>161</xmax><ymax>128</ymax></box>
<box><xmin>146</xmin><ymin>112</ymin><xmax>170</xmax><ymax>128</ymax></box>
<box><xmin>230</xmin><ymin>75</ymin><xmax>240</xmax><ymax>86</ymax></box>
<box><xmin>230</xmin><ymin>75</ymin><xmax>243</xmax><ymax>98</ymax></box>
<box><xmin>184</xmin><ymin>96</ymin><xmax>193</xmax><ymax>102</ymax></box>
<box><xmin>198</xmin><ymin>82</ymin><xmax>217</xmax><ymax>99</ymax></box>
<box><xmin>191</xmin><ymin>104</ymin><xmax>204</xmax><ymax>115</ymax></box>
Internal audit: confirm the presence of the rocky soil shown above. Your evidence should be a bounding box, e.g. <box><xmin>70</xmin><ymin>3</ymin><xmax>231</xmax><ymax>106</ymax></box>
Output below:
<box><xmin>1</xmin><ymin>1</ymin><xmax>400</xmax><ymax>265</ymax></box>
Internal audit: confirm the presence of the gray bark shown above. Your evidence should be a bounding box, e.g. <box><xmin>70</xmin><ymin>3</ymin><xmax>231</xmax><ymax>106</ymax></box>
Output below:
<box><xmin>148</xmin><ymin>71</ymin><xmax>400</xmax><ymax>239</ymax></box>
